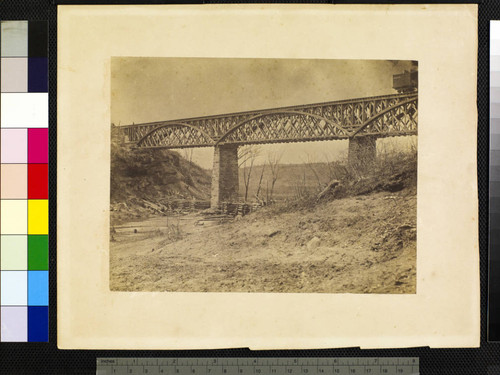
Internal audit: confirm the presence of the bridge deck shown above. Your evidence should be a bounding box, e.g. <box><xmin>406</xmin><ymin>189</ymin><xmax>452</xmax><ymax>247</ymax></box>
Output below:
<box><xmin>120</xmin><ymin>92</ymin><xmax>417</xmax><ymax>149</ymax></box>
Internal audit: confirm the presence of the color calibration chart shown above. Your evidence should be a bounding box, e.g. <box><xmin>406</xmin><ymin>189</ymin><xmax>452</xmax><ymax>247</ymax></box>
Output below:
<box><xmin>0</xmin><ymin>21</ymin><xmax>48</xmax><ymax>342</ymax></box>
<box><xmin>490</xmin><ymin>21</ymin><xmax>500</xmax><ymax>342</ymax></box>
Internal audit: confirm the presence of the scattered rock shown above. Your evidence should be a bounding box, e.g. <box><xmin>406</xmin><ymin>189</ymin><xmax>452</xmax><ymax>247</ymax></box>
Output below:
<box><xmin>307</xmin><ymin>236</ymin><xmax>321</xmax><ymax>250</ymax></box>
<box><xmin>398</xmin><ymin>224</ymin><xmax>415</xmax><ymax>230</ymax></box>
<box><xmin>111</xmin><ymin>202</ymin><xmax>129</xmax><ymax>212</ymax></box>
<box><xmin>268</xmin><ymin>230</ymin><xmax>281</xmax><ymax>238</ymax></box>
<box><xmin>317</xmin><ymin>180</ymin><xmax>340</xmax><ymax>200</ymax></box>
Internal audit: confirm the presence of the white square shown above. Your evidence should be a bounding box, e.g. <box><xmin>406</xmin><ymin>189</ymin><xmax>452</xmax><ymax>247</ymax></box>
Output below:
<box><xmin>1</xmin><ymin>200</ymin><xmax>28</xmax><ymax>235</ymax></box>
<box><xmin>1</xmin><ymin>58</ymin><xmax>28</xmax><ymax>92</ymax></box>
<box><xmin>0</xmin><ymin>21</ymin><xmax>28</xmax><ymax>57</ymax></box>
<box><xmin>1</xmin><ymin>271</ymin><xmax>27</xmax><ymax>305</ymax></box>
<box><xmin>492</xmin><ymin>21</ymin><xmax>500</xmax><ymax>41</ymax></box>
<box><xmin>1</xmin><ymin>93</ymin><xmax>48</xmax><ymax>128</ymax></box>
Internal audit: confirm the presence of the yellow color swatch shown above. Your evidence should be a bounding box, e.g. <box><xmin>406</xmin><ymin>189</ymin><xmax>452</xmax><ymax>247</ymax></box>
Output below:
<box><xmin>28</xmin><ymin>200</ymin><xmax>48</xmax><ymax>235</ymax></box>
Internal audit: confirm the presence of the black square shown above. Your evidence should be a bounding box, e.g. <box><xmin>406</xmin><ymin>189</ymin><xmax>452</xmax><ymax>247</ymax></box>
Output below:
<box><xmin>28</xmin><ymin>20</ymin><xmax>47</xmax><ymax>58</ymax></box>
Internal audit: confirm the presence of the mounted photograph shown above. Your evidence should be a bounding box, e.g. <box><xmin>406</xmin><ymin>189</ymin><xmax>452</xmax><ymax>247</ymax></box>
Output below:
<box><xmin>109</xmin><ymin>57</ymin><xmax>418</xmax><ymax>294</ymax></box>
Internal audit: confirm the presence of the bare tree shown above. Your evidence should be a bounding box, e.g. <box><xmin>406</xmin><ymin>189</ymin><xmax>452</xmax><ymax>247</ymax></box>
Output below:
<box><xmin>239</xmin><ymin>145</ymin><xmax>261</xmax><ymax>202</ymax></box>
<box><xmin>322</xmin><ymin>151</ymin><xmax>349</xmax><ymax>182</ymax></box>
<box><xmin>239</xmin><ymin>146</ymin><xmax>260</xmax><ymax>167</ymax></box>
<box><xmin>300</xmin><ymin>152</ymin><xmax>323</xmax><ymax>189</ymax></box>
<box><xmin>267</xmin><ymin>150</ymin><xmax>283</xmax><ymax>201</ymax></box>
<box><xmin>255</xmin><ymin>164</ymin><xmax>266</xmax><ymax>202</ymax></box>
<box><xmin>182</xmin><ymin>148</ymin><xmax>194</xmax><ymax>175</ymax></box>
<box><xmin>266</xmin><ymin>180</ymin><xmax>269</xmax><ymax>203</ymax></box>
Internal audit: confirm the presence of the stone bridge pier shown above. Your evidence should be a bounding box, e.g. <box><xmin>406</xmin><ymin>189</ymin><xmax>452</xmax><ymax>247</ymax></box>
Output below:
<box><xmin>210</xmin><ymin>144</ymin><xmax>239</xmax><ymax>208</ymax></box>
<box><xmin>348</xmin><ymin>135</ymin><xmax>377</xmax><ymax>168</ymax></box>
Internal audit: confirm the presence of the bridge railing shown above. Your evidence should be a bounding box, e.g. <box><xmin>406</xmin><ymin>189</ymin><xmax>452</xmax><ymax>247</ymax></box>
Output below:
<box><xmin>119</xmin><ymin>92</ymin><xmax>417</xmax><ymax>149</ymax></box>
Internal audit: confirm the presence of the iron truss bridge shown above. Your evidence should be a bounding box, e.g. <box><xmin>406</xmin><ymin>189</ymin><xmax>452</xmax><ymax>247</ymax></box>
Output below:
<box><xmin>120</xmin><ymin>92</ymin><xmax>417</xmax><ymax>149</ymax></box>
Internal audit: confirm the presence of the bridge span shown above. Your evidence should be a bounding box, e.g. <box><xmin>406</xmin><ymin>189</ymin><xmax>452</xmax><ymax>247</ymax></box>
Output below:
<box><xmin>120</xmin><ymin>92</ymin><xmax>417</xmax><ymax>207</ymax></box>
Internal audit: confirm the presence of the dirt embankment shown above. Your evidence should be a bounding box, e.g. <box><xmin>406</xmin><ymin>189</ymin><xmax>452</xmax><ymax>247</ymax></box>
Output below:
<box><xmin>110</xmin><ymin>125</ymin><xmax>211</xmax><ymax>224</ymax></box>
<box><xmin>110</xmin><ymin>185</ymin><xmax>416</xmax><ymax>294</ymax></box>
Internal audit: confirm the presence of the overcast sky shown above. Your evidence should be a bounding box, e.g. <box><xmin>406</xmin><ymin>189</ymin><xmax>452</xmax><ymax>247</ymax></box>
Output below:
<box><xmin>111</xmin><ymin>58</ymin><xmax>415</xmax><ymax>168</ymax></box>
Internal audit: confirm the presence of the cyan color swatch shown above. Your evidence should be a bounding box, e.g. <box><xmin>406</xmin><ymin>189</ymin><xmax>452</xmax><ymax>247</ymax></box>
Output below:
<box><xmin>28</xmin><ymin>271</ymin><xmax>48</xmax><ymax>306</ymax></box>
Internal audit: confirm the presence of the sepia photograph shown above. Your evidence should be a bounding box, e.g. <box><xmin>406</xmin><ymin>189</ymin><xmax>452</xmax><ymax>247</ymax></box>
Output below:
<box><xmin>58</xmin><ymin>4</ymin><xmax>479</xmax><ymax>349</ymax></box>
<box><xmin>109</xmin><ymin>57</ymin><xmax>418</xmax><ymax>294</ymax></box>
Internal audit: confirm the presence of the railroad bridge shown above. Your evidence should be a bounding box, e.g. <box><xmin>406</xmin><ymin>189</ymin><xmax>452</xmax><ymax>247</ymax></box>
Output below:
<box><xmin>120</xmin><ymin>92</ymin><xmax>417</xmax><ymax>208</ymax></box>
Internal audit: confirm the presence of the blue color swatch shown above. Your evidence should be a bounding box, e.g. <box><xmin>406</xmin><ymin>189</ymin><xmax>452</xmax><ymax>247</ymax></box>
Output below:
<box><xmin>28</xmin><ymin>306</ymin><xmax>48</xmax><ymax>342</ymax></box>
<box><xmin>28</xmin><ymin>58</ymin><xmax>48</xmax><ymax>92</ymax></box>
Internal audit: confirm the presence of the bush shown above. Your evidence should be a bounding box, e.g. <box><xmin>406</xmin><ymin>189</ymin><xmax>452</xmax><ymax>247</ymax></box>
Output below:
<box><xmin>277</xmin><ymin>142</ymin><xmax>417</xmax><ymax>211</ymax></box>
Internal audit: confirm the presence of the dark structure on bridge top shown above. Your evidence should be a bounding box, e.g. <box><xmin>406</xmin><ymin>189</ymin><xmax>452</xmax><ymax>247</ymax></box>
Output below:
<box><xmin>120</xmin><ymin>92</ymin><xmax>417</xmax><ymax>208</ymax></box>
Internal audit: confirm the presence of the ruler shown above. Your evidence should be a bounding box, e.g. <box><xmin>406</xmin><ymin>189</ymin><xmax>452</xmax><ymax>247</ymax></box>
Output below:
<box><xmin>96</xmin><ymin>357</ymin><xmax>419</xmax><ymax>375</ymax></box>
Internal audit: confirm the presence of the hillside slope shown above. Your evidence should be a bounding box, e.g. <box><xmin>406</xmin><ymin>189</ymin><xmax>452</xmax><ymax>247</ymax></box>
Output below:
<box><xmin>110</xmin><ymin>125</ymin><xmax>211</xmax><ymax>223</ymax></box>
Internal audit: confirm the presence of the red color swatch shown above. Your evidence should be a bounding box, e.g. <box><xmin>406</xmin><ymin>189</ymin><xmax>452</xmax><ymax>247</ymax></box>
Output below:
<box><xmin>28</xmin><ymin>163</ymin><xmax>48</xmax><ymax>199</ymax></box>
<box><xmin>28</xmin><ymin>128</ymin><xmax>48</xmax><ymax>163</ymax></box>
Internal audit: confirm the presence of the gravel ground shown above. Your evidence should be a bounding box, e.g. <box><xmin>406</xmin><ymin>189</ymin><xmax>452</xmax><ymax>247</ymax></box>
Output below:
<box><xmin>110</xmin><ymin>188</ymin><xmax>416</xmax><ymax>294</ymax></box>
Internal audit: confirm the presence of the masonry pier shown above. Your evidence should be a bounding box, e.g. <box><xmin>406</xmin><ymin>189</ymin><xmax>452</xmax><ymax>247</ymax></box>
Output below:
<box><xmin>210</xmin><ymin>144</ymin><xmax>239</xmax><ymax>208</ymax></box>
<box><xmin>348</xmin><ymin>135</ymin><xmax>377</xmax><ymax>168</ymax></box>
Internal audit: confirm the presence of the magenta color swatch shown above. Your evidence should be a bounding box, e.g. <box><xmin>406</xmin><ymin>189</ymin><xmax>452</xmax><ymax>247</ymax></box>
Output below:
<box><xmin>1</xmin><ymin>129</ymin><xmax>27</xmax><ymax>163</ymax></box>
<box><xmin>28</xmin><ymin>128</ymin><xmax>47</xmax><ymax>163</ymax></box>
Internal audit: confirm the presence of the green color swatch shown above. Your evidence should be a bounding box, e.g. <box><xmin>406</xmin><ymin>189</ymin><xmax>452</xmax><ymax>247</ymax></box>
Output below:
<box><xmin>28</xmin><ymin>235</ymin><xmax>48</xmax><ymax>270</ymax></box>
